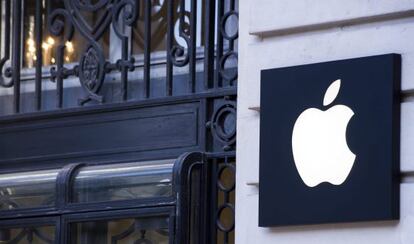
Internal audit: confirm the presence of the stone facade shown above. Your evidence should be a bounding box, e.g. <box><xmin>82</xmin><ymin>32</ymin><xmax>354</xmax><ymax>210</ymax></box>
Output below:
<box><xmin>236</xmin><ymin>1</ymin><xmax>414</xmax><ymax>243</ymax></box>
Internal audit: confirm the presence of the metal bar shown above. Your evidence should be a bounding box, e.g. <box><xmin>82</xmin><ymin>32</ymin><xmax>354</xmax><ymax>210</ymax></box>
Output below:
<box><xmin>230</xmin><ymin>0</ymin><xmax>236</xmax><ymax>15</ymax></box>
<box><xmin>56</xmin><ymin>45</ymin><xmax>64</xmax><ymax>108</ymax></box>
<box><xmin>229</xmin><ymin>0</ymin><xmax>236</xmax><ymax>51</ymax></box>
<box><xmin>210</xmin><ymin>158</ymin><xmax>218</xmax><ymax>244</ymax></box>
<box><xmin>166</xmin><ymin>0</ymin><xmax>173</xmax><ymax>96</ymax></box>
<box><xmin>144</xmin><ymin>0</ymin><xmax>151</xmax><ymax>98</ymax></box>
<box><xmin>12</xmin><ymin>0</ymin><xmax>22</xmax><ymax>113</ymax></box>
<box><xmin>4</xmin><ymin>0</ymin><xmax>11</xmax><ymax>65</ymax></box>
<box><xmin>189</xmin><ymin>0</ymin><xmax>197</xmax><ymax>93</ymax></box>
<box><xmin>121</xmin><ymin>37</ymin><xmax>128</xmax><ymax>101</ymax></box>
<box><xmin>204</xmin><ymin>0</ymin><xmax>216</xmax><ymax>90</ymax></box>
<box><xmin>35</xmin><ymin>0</ymin><xmax>43</xmax><ymax>111</ymax></box>
<box><xmin>0</xmin><ymin>1</ymin><xmax>2</xmax><ymax>57</ymax></box>
<box><xmin>199</xmin><ymin>162</ymin><xmax>206</xmax><ymax>244</ymax></box>
<box><xmin>216</xmin><ymin>0</ymin><xmax>224</xmax><ymax>88</ymax></box>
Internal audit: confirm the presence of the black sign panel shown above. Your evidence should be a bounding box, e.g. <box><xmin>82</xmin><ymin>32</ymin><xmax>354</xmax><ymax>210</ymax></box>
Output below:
<box><xmin>259</xmin><ymin>54</ymin><xmax>401</xmax><ymax>227</ymax></box>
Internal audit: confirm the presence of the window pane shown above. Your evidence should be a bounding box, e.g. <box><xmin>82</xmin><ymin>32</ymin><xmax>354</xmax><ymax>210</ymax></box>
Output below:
<box><xmin>72</xmin><ymin>159</ymin><xmax>174</xmax><ymax>203</ymax></box>
<box><xmin>70</xmin><ymin>217</ymin><xmax>169</xmax><ymax>244</ymax></box>
<box><xmin>0</xmin><ymin>169</ymin><xmax>59</xmax><ymax>210</ymax></box>
<box><xmin>0</xmin><ymin>225</ymin><xmax>55</xmax><ymax>244</ymax></box>
<box><xmin>132</xmin><ymin>0</ymin><xmax>205</xmax><ymax>55</ymax></box>
<box><xmin>22</xmin><ymin>0</ymin><xmax>110</xmax><ymax>68</ymax></box>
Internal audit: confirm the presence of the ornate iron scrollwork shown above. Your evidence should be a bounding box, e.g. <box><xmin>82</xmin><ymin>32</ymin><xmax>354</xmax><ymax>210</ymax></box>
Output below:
<box><xmin>79</xmin><ymin>43</ymin><xmax>105</xmax><ymax>104</ymax></box>
<box><xmin>112</xmin><ymin>0</ymin><xmax>137</xmax><ymax>36</ymax></box>
<box><xmin>207</xmin><ymin>96</ymin><xmax>237</xmax><ymax>151</ymax></box>
<box><xmin>0</xmin><ymin>0</ymin><xmax>239</xmax><ymax>114</ymax></box>
<box><xmin>217</xmin><ymin>0</ymin><xmax>239</xmax><ymax>87</ymax></box>
<box><xmin>48</xmin><ymin>0</ymin><xmax>137</xmax><ymax>105</ymax></box>
<box><xmin>170</xmin><ymin>1</ymin><xmax>191</xmax><ymax>68</ymax></box>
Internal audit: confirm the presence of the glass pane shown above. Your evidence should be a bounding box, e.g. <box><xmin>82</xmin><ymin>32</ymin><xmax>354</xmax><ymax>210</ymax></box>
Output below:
<box><xmin>132</xmin><ymin>0</ymin><xmax>205</xmax><ymax>55</ymax></box>
<box><xmin>70</xmin><ymin>217</ymin><xmax>169</xmax><ymax>244</ymax></box>
<box><xmin>22</xmin><ymin>0</ymin><xmax>110</xmax><ymax>68</ymax></box>
<box><xmin>0</xmin><ymin>225</ymin><xmax>55</xmax><ymax>244</ymax></box>
<box><xmin>72</xmin><ymin>159</ymin><xmax>174</xmax><ymax>203</ymax></box>
<box><xmin>0</xmin><ymin>169</ymin><xmax>59</xmax><ymax>210</ymax></box>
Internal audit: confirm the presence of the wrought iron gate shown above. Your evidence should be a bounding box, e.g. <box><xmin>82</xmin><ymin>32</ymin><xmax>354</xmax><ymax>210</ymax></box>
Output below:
<box><xmin>0</xmin><ymin>0</ymin><xmax>238</xmax><ymax>115</ymax></box>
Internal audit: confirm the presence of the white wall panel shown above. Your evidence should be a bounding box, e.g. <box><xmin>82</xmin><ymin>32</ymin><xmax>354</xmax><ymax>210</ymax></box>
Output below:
<box><xmin>236</xmin><ymin>184</ymin><xmax>414</xmax><ymax>244</ymax></box>
<box><xmin>249</xmin><ymin>0</ymin><xmax>414</xmax><ymax>36</ymax></box>
<box><xmin>246</xmin><ymin>16</ymin><xmax>414</xmax><ymax>91</ymax></box>
<box><xmin>402</xmin><ymin>102</ymin><xmax>414</xmax><ymax>172</ymax></box>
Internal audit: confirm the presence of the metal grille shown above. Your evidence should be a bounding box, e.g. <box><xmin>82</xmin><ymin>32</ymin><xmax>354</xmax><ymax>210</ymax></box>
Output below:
<box><xmin>208</xmin><ymin>155</ymin><xmax>235</xmax><ymax>244</ymax></box>
<box><xmin>0</xmin><ymin>0</ymin><xmax>238</xmax><ymax>115</ymax></box>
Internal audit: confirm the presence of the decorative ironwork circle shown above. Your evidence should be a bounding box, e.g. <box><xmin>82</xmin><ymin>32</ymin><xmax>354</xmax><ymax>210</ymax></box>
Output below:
<box><xmin>219</xmin><ymin>51</ymin><xmax>238</xmax><ymax>82</ymax></box>
<box><xmin>216</xmin><ymin>203</ymin><xmax>235</xmax><ymax>233</ymax></box>
<box><xmin>79</xmin><ymin>44</ymin><xmax>105</xmax><ymax>94</ymax></box>
<box><xmin>0</xmin><ymin>66</ymin><xmax>13</xmax><ymax>88</ymax></box>
<box><xmin>217</xmin><ymin>163</ymin><xmax>236</xmax><ymax>192</ymax></box>
<box><xmin>68</xmin><ymin>0</ymin><xmax>113</xmax><ymax>40</ymax></box>
<box><xmin>221</xmin><ymin>10</ymin><xmax>239</xmax><ymax>40</ymax></box>
<box><xmin>211</xmin><ymin>100</ymin><xmax>237</xmax><ymax>146</ymax></box>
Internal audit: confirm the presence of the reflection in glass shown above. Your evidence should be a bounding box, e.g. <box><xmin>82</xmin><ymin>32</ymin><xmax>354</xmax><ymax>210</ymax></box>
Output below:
<box><xmin>0</xmin><ymin>169</ymin><xmax>59</xmax><ymax>210</ymax></box>
<box><xmin>0</xmin><ymin>225</ymin><xmax>55</xmax><ymax>244</ymax></box>
<box><xmin>70</xmin><ymin>217</ymin><xmax>169</xmax><ymax>244</ymax></box>
<box><xmin>72</xmin><ymin>160</ymin><xmax>174</xmax><ymax>203</ymax></box>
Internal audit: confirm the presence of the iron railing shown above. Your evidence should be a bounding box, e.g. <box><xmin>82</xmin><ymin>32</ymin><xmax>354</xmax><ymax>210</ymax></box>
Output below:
<box><xmin>0</xmin><ymin>0</ymin><xmax>238</xmax><ymax>115</ymax></box>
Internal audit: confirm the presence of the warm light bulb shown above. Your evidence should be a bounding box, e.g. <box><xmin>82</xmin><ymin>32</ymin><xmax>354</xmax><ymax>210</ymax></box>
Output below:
<box><xmin>28</xmin><ymin>46</ymin><xmax>36</xmax><ymax>53</ymax></box>
<box><xmin>65</xmin><ymin>41</ymin><xmax>74</xmax><ymax>52</ymax></box>
<box><xmin>27</xmin><ymin>39</ymin><xmax>34</xmax><ymax>46</ymax></box>
<box><xmin>42</xmin><ymin>42</ymin><xmax>49</xmax><ymax>50</ymax></box>
<box><xmin>47</xmin><ymin>37</ymin><xmax>55</xmax><ymax>45</ymax></box>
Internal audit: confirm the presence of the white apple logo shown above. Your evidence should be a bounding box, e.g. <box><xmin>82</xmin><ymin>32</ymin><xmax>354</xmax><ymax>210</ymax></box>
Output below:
<box><xmin>292</xmin><ymin>79</ymin><xmax>356</xmax><ymax>187</ymax></box>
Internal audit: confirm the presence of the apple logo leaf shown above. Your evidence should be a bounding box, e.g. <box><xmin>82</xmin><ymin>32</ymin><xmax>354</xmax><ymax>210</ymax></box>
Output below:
<box><xmin>323</xmin><ymin>79</ymin><xmax>341</xmax><ymax>106</ymax></box>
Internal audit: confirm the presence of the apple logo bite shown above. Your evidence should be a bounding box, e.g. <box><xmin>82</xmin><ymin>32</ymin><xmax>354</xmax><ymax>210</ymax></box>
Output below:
<box><xmin>292</xmin><ymin>79</ymin><xmax>356</xmax><ymax>187</ymax></box>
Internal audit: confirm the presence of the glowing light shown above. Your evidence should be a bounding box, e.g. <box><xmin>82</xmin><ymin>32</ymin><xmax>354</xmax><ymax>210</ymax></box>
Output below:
<box><xmin>47</xmin><ymin>37</ymin><xmax>55</xmax><ymax>45</ymax></box>
<box><xmin>25</xmin><ymin>29</ymin><xmax>76</xmax><ymax>66</ymax></box>
<box><xmin>26</xmin><ymin>38</ymin><xmax>34</xmax><ymax>46</ymax></box>
<box><xmin>25</xmin><ymin>16</ymin><xmax>36</xmax><ymax>68</ymax></box>
<box><xmin>28</xmin><ymin>46</ymin><xmax>36</xmax><ymax>53</ymax></box>
<box><xmin>42</xmin><ymin>43</ymin><xmax>50</xmax><ymax>50</ymax></box>
<box><xmin>65</xmin><ymin>41</ymin><xmax>74</xmax><ymax>53</ymax></box>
